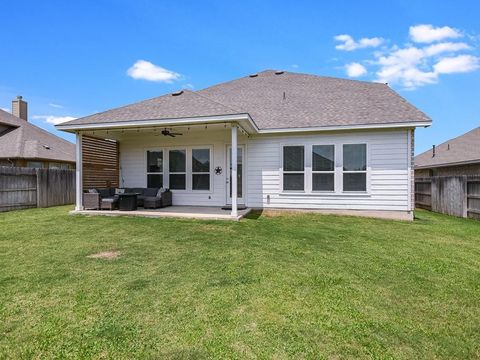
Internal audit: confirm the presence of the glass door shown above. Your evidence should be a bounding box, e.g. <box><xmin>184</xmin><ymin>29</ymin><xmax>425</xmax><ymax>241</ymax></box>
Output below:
<box><xmin>226</xmin><ymin>145</ymin><xmax>245</xmax><ymax>204</ymax></box>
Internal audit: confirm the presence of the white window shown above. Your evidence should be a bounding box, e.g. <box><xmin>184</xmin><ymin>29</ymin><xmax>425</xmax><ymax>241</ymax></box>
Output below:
<box><xmin>146</xmin><ymin>150</ymin><xmax>163</xmax><ymax>188</ymax></box>
<box><xmin>191</xmin><ymin>148</ymin><xmax>210</xmax><ymax>191</ymax></box>
<box><xmin>283</xmin><ymin>146</ymin><xmax>304</xmax><ymax>191</ymax></box>
<box><xmin>312</xmin><ymin>145</ymin><xmax>335</xmax><ymax>191</ymax></box>
<box><xmin>169</xmin><ymin>149</ymin><xmax>186</xmax><ymax>190</ymax></box>
<box><xmin>343</xmin><ymin>144</ymin><xmax>367</xmax><ymax>192</ymax></box>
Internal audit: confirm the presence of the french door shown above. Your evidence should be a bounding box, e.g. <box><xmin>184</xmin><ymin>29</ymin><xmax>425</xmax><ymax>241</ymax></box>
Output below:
<box><xmin>226</xmin><ymin>145</ymin><xmax>245</xmax><ymax>204</ymax></box>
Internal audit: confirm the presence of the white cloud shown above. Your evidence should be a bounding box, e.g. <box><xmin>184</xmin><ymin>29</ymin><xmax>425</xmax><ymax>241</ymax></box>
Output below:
<box><xmin>434</xmin><ymin>55</ymin><xmax>480</xmax><ymax>74</ymax></box>
<box><xmin>291</xmin><ymin>64</ymin><xmax>299</xmax><ymax>69</ymax></box>
<box><xmin>181</xmin><ymin>83</ymin><xmax>194</xmax><ymax>90</ymax></box>
<box><xmin>127</xmin><ymin>60</ymin><xmax>181</xmax><ymax>83</ymax></box>
<box><xmin>1</xmin><ymin>107</ymin><xmax>9</xmax><ymax>113</ymax></box>
<box><xmin>345</xmin><ymin>62</ymin><xmax>367</xmax><ymax>77</ymax></box>
<box><xmin>334</xmin><ymin>24</ymin><xmax>479</xmax><ymax>89</ymax></box>
<box><xmin>409</xmin><ymin>24</ymin><xmax>462</xmax><ymax>43</ymax></box>
<box><xmin>375</xmin><ymin>43</ymin><xmax>479</xmax><ymax>88</ymax></box>
<box><xmin>32</xmin><ymin>115</ymin><xmax>77</xmax><ymax>125</ymax></box>
<box><xmin>48</xmin><ymin>103</ymin><xmax>64</xmax><ymax>109</ymax></box>
<box><xmin>376</xmin><ymin>46</ymin><xmax>435</xmax><ymax>87</ymax></box>
<box><xmin>334</xmin><ymin>34</ymin><xmax>383</xmax><ymax>51</ymax></box>
<box><xmin>423</xmin><ymin>42</ymin><xmax>470</xmax><ymax>56</ymax></box>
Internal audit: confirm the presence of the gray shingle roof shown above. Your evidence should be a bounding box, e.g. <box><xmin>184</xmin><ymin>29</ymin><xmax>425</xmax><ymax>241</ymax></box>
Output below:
<box><xmin>60</xmin><ymin>70</ymin><xmax>431</xmax><ymax>129</ymax></box>
<box><xmin>65</xmin><ymin>90</ymin><xmax>241</xmax><ymax>125</ymax></box>
<box><xmin>415</xmin><ymin>127</ymin><xmax>480</xmax><ymax>168</ymax></box>
<box><xmin>199</xmin><ymin>70</ymin><xmax>431</xmax><ymax>129</ymax></box>
<box><xmin>0</xmin><ymin>109</ymin><xmax>75</xmax><ymax>163</ymax></box>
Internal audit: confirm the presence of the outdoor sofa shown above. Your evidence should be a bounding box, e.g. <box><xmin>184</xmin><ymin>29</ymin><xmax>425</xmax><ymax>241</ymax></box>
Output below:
<box><xmin>83</xmin><ymin>187</ymin><xmax>172</xmax><ymax>210</ymax></box>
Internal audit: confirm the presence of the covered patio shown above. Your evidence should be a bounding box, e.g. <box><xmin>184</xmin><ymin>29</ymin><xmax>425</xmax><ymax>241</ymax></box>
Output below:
<box><xmin>58</xmin><ymin>107</ymin><xmax>258</xmax><ymax>219</ymax></box>
<box><xmin>72</xmin><ymin>205</ymin><xmax>251</xmax><ymax>221</ymax></box>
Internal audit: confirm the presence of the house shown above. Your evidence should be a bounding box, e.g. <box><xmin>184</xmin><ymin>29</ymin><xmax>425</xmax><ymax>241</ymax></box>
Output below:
<box><xmin>0</xmin><ymin>96</ymin><xmax>75</xmax><ymax>169</ymax></box>
<box><xmin>57</xmin><ymin>70</ymin><xmax>431</xmax><ymax>220</ymax></box>
<box><xmin>415</xmin><ymin>127</ymin><xmax>480</xmax><ymax>177</ymax></box>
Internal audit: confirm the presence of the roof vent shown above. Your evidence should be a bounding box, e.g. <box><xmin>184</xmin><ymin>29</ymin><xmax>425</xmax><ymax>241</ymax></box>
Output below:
<box><xmin>171</xmin><ymin>90</ymin><xmax>184</xmax><ymax>96</ymax></box>
<box><xmin>249</xmin><ymin>73</ymin><xmax>258</xmax><ymax>78</ymax></box>
<box><xmin>43</xmin><ymin>144</ymin><xmax>51</xmax><ymax>150</ymax></box>
<box><xmin>275</xmin><ymin>70</ymin><xmax>284</xmax><ymax>75</ymax></box>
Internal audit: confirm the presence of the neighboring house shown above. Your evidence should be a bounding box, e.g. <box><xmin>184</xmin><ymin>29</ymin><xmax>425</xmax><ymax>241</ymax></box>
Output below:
<box><xmin>57</xmin><ymin>70</ymin><xmax>431</xmax><ymax>219</ymax></box>
<box><xmin>415</xmin><ymin>127</ymin><xmax>480</xmax><ymax>177</ymax></box>
<box><xmin>0</xmin><ymin>96</ymin><xmax>75</xmax><ymax>169</ymax></box>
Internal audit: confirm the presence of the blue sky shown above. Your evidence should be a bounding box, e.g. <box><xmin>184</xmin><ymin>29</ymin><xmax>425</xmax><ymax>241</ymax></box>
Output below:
<box><xmin>1</xmin><ymin>0</ymin><xmax>479</xmax><ymax>154</ymax></box>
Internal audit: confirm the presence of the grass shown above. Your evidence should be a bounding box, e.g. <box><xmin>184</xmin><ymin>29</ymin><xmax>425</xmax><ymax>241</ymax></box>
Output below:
<box><xmin>0</xmin><ymin>207</ymin><xmax>479</xmax><ymax>359</ymax></box>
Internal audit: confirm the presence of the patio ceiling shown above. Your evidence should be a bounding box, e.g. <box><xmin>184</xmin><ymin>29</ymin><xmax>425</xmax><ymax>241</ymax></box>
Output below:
<box><xmin>77</xmin><ymin>122</ymin><xmax>251</xmax><ymax>142</ymax></box>
<box><xmin>57</xmin><ymin>113</ymin><xmax>258</xmax><ymax>137</ymax></box>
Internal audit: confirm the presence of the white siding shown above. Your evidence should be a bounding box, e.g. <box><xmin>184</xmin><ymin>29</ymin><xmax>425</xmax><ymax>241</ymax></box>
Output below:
<box><xmin>119</xmin><ymin>128</ymin><xmax>411</xmax><ymax>212</ymax></box>
<box><xmin>246</xmin><ymin>129</ymin><xmax>410</xmax><ymax>211</ymax></box>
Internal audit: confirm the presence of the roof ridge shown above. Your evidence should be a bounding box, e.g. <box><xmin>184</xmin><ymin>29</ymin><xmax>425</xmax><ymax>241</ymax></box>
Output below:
<box><xmin>311</xmin><ymin>72</ymin><xmax>388</xmax><ymax>86</ymax></box>
<box><xmin>190</xmin><ymin>90</ymin><xmax>241</xmax><ymax>113</ymax></box>
<box><xmin>258</xmin><ymin>69</ymin><xmax>388</xmax><ymax>86</ymax></box>
<box><xmin>198</xmin><ymin>72</ymin><xmax>257</xmax><ymax>93</ymax></box>
<box><xmin>383</xmin><ymin>86</ymin><xmax>432</xmax><ymax>122</ymax></box>
<box><xmin>198</xmin><ymin>69</ymin><xmax>387</xmax><ymax>94</ymax></box>
<box><xmin>15</xmin><ymin>126</ymin><xmax>25</xmax><ymax>157</ymax></box>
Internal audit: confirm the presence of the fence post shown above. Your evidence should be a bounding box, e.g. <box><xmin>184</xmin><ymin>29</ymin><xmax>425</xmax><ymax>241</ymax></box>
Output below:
<box><xmin>36</xmin><ymin>168</ymin><xmax>48</xmax><ymax>208</ymax></box>
<box><xmin>36</xmin><ymin>168</ymin><xmax>40</xmax><ymax>208</ymax></box>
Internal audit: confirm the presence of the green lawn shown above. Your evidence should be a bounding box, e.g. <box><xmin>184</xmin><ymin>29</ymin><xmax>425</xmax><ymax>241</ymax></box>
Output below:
<box><xmin>0</xmin><ymin>207</ymin><xmax>479</xmax><ymax>359</ymax></box>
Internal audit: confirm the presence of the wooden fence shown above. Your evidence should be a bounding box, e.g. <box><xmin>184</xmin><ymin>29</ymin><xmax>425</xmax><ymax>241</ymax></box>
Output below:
<box><xmin>415</xmin><ymin>176</ymin><xmax>480</xmax><ymax>220</ymax></box>
<box><xmin>0</xmin><ymin>166</ymin><xmax>75</xmax><ymax>212</ymax></box>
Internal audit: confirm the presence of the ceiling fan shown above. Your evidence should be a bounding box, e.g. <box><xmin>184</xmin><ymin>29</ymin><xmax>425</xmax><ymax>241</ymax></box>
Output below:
<box><xmin>157</xmin><ymin>129</ymin><xmax>183</xmax><ymax>137</ymax></box>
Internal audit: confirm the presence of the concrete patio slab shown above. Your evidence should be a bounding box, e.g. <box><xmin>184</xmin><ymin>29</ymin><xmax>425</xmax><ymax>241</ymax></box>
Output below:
<box><xmin>71</xmin><ymin>205</ymin><xmax>251</xmax><ymax>221</ymax></box>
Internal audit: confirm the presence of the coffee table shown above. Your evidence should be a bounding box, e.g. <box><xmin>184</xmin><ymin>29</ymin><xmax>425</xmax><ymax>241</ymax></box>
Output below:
<box><xmin>118</xmin><ymin>193</ymin><xmax>139</xmax><ymax>211</ymax></box>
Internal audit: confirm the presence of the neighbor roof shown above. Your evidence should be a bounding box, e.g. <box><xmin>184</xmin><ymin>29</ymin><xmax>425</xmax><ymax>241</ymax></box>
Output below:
<box><xmin>0</xmin><ymin>109</ymin><xmax>75</xmax><ymax>163</ymax></box>
<box><xmin>59</xmin><ymin>70</ymin><xmax>432</xmax><ymax>130</ymax></box>
<box><xmin>415</xmin><ymin>127</ymin><xmax>480</xmax><ymax>169</ymax></box>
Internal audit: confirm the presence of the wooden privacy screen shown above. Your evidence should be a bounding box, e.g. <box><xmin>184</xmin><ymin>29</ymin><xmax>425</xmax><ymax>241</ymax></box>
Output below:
<box><xmin>82</xmin><ymin>136</ymin><xmax>119</xmax><ymax>190</ymax></box>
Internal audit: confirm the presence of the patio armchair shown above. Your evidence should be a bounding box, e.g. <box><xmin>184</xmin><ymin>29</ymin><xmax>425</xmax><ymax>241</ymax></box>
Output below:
<box><xmin>143</xmin><ymin>189</ymin><xmax>172</xmax><ymax>209</ymax></box>
<box><xmin>83</xmin><ymin>191</ymin><xmax>100</xmax><ymax>210</ymax></box>
<box><xmin>83</xmin><ymin>188</ymin><xmax>118</xmax><ymax>210</ymax></box>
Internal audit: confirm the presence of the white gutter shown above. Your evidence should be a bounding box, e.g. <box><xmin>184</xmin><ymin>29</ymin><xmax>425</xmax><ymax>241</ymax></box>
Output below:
<box><xmin>56</xmin><ymin>114</ymin><xmax>257</xmax><ymax>132</ymax></box>
<box><xmin>256</xmin><ymin>121</ymin><xmax>431</xmax><ymax>134</ymax></box>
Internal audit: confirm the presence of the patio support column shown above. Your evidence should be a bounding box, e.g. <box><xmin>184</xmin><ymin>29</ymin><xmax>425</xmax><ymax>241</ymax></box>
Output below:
<box><xmin>231</xmin><ymin>124</ymin><xmax>238</xmax><ymax>217</ymax></box>
<box><xmin>75</xmin><ymin>132</ymin><xmax>83</xmax><ymax>211</ymax></box>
